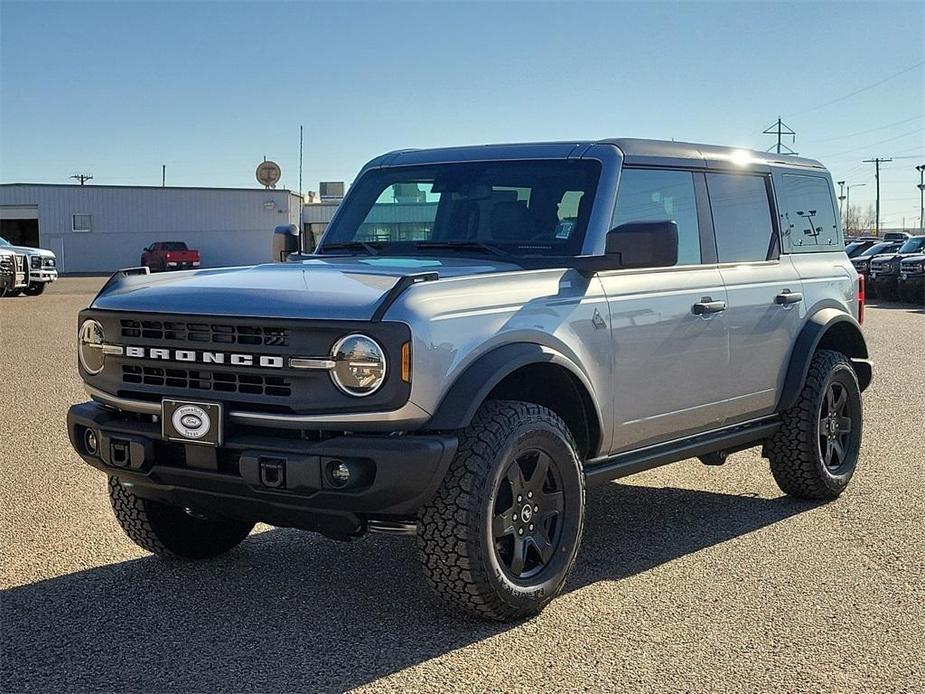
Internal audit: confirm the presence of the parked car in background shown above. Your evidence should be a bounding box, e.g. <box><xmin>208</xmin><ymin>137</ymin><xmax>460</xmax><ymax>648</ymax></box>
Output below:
<box><xmin>0</xmin><ymin>235</ymin><xmax>58</xmax><ymax>296</ymax></box>
<box><xmin>882</xmin><ymin>231</ymin><xmax>912</xmax><ymax>243</ymax></box>
<box><xmin>898</xmin><ymin>253</ymin><xmax>925</xmax><ymax>304</ymax></box>
<box><xmin>868</xmin><ymin>236</ymin><xmax>925</xmax><ymax>300</ymax></box>
<box><xmin>141</xmin><ymin>242</ymin><xmax>200</xmax><ymax>272</ymax></box>
<box><xmin>851</xmin><ymin>241</ymin><xmax>903</xmax><ymax>298</ymax></box>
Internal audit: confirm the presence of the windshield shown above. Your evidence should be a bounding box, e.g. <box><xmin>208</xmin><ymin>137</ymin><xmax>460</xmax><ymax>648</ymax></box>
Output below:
<box><xmin>861</xmin><ymin>242</ymin><xmax>895</xmax><ymax>256</ymax></box>
<box><xmin>899</xmin><ymin>237</ymin><xmax>925</xmax><ymax>254</ymax></box>
<box><xmin>0</xmin><ymin>237</ymin><xmax>10</xmax><ymax>247</ymax></box>
<box><xmin>162</xmin><ymin>242</ymin><xmax>188</xmax><ymax>251</ymax></box>
<box><xmin>320</xmin><ymin>160</ymin><xmax>601</xmax><ymax>257</ymax></box>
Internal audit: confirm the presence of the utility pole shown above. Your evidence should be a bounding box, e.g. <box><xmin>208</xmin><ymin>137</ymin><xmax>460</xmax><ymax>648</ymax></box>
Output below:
<box><xmin>916</xmin><ymin>164</ymin><xmax>925</xmax><ymax>233</ymax></box>
<box><xmin>845</xmin><ymin>183</ymin><xmax>866</xmax><ymax>235</ymax></box>
<box><xmin>763</xmin><ymin>117</ymin><xmax>798</xmax><ymax>155</ymax></box>
<box><xmin>70</xmin><ymin>173</ymin><xmax>93</xmax><ymax>185</ymax></box>
<box><xmin>837</xmin><ymin>180</ymin><xmax>846</xmax><ymax>225</ymax></box>
<box><xmin>863</xmin><ymin>157</ymin><xmax>892</xmax><ymax>235</ymax></box>
<box><xmin>162</xmin><ymin>165</ymin><xmax>166</xmax><ymax>187</ymax></box>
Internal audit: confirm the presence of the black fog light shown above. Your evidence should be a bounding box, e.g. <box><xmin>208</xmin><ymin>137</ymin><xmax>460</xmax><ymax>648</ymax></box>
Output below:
<box><xmin>84</xmin><ymin>428</ymin><xmax>99</xmax><ymax>456</ymax></box>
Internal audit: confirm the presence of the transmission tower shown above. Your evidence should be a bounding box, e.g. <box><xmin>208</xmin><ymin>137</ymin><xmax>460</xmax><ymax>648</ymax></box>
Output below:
<box><xmin>763</xmin><ymin>118</ymin><xmax>798</xmax><ymax>155</ymax></box>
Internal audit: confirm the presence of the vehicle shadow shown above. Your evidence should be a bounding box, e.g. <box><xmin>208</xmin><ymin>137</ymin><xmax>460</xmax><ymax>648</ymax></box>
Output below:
<box><xmin>1</xmin><ymin>482</ymin><xmax>815</xmax><ymax>693</ymax></box>
<box><xmin>866</xmin><ymin>299</ymin><xmax>924</xmax><ymax>314</ymax></box>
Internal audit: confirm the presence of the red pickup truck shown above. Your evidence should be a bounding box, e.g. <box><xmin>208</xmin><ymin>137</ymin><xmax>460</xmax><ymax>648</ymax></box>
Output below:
<box><xmin>140</xmin><ymin>242</ymin><xmax>201</xmax><ymax>272</ymax></box>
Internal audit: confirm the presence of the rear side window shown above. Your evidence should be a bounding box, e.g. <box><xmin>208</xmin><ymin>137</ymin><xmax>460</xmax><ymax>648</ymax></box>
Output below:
<box><xmin>612</xmin><ymin>169</ymin><xmax>702</xmax><ymax>265</ymax></box>
<box><xmin>706</xmin><ymin>173</ymin><xmax>775</xmax><ymax>263</ymax></box>
<box><xmin>779</xmin><ymin>174</ymin><xmax>840</xmax><ymax>251</ymax></box>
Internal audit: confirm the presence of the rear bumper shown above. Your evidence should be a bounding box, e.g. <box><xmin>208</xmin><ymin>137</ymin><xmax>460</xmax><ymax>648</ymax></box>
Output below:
<box><xmin>67</xmin><ymin>401</ymin><xmax>457</xmax><ymax>538</ymax></box>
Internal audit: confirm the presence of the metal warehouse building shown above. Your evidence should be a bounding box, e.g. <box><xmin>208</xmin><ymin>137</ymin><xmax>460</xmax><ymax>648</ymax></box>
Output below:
<box><xmin>0</xmin><ymin>184</ymin><xmax>303</xmax><ymax>273</ymax></box>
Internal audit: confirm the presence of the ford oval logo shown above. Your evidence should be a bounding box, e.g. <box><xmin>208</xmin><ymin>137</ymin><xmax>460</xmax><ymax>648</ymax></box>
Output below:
<box><xmin>180</xmin><ymin>414</ymin><xmax>203</xmax><ymax>429</ymax></box>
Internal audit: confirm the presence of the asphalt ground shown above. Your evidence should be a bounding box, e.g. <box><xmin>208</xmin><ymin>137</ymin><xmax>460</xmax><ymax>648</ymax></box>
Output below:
<box><xmin>1</xmin><ymin>278</ymin><xmax>923</xmax><ymax>693</ymax></box>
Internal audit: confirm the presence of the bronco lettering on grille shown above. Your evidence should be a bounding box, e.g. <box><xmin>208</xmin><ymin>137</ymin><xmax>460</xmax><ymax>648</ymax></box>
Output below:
<box><xmin>123</xmin><ymin>346</ymin><xmax>284</xmax><ymax>368</ymax></box>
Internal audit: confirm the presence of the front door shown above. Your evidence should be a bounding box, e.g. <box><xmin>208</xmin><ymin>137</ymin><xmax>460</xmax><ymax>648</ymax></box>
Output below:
<box><xmin>600</xmin><ymin>168</ymin><xmax>731</xmax><ymax>453</ymax></box>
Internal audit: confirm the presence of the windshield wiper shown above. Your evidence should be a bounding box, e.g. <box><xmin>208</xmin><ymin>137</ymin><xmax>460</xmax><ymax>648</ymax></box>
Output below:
<box><xmin>414</xmin><ymin>240</ymin><xmax>509</xmax><ymax>257</ymax></box>
<box><xmin>320</xmin><ymin>241</ymin><xmax>381</xmax><ymax>256</ymax></box>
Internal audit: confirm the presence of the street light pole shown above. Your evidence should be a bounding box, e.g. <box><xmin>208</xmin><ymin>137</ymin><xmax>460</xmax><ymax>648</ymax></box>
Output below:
<box><xmin>846</xmin><ymin>183</ymin><xmax>866</xmax><ymax>236</ymax></box>
<box><xmin>916</xmin><ymin>164</ymin><xmax>925</xmax><ymax>234</ymax></box>
<box><xmin>837</xmin><ymin>180</ymin><xmax>846</xmax><ymax>227</ymax></box>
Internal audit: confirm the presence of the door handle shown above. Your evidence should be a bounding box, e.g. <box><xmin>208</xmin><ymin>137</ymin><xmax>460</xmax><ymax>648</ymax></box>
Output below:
<box><xmin>692</xmin><ymin>298</ymin><xmax>727</xmax><ymax>315</ymax></box>
<box><xmin>775</xmin><ymin>291</ymin><xmax>803</xmax><ymax>305</ymax></box>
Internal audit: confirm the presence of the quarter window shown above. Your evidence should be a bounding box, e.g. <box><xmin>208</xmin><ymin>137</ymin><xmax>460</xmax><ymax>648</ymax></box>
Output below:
<box><xmin>779</xmin><ymin>174</ymin><xmax>840</xmax><ymax>250</ymax></box>
<box><xmin>706</xmin><ymin>173</ymin><xmax>775</xmax><ymax>263</ymax></box>
<box><xmin>612</xmin><ymin>169</ymin><xmax>701</xmax><ymax>265</ymax></box>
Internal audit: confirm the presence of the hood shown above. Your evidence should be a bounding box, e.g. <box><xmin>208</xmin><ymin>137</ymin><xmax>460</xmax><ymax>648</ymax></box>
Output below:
<box><xmin>1</xmin><ymin>243</ymin><xmax>54</xmax><ymax>257</ymax></box>
<box><xmin>90</xmin><ymin>255</ymin><xmax>523</xmax><ymax>320</ymax></box>
<box><xmin>900</xmin><ymin>253</ymin><xmax>925</xmax><ymax>264</ymax></box>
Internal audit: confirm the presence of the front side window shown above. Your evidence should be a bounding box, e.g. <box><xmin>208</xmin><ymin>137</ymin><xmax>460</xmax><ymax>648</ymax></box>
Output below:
<box><xmin>779</xmin><ymin>174</ymin><xmax>840</xmax><ymax>251</ymax></box>
<box><xmin>321</xmin><ymin>160</ymin><xmax>601</xmax><ymax>257</ymax></box>
<box><xmin>611</xmin><ymin>169</ymin><xmax>701</xmax><ymax>265</ymax></box>
<box><xmin>72</xmin><ymin>213</ymin><xmax>91</xmax><ymax>232</ymax></box>
<box><xmin>706</xmin><ymin>173</ymin><xmax>775</xmax><ymax>263</ymax></box>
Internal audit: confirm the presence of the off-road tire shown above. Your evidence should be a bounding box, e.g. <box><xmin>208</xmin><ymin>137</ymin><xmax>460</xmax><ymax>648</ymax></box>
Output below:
<box><xmin>417</xmin><ymin>400</ymin><xmax>585</xmax><ymax>621</ymax></box>
<box><xmin>23</xmin><ymin>283</ymin><xmax>45</xmax><ymax>296</ymax></box>
<box><xmin>765</xmin><ymin>350</ymin><xmax>862</xmax><ymax>500</ymax></box>
<box><xmin>108</xmin><ymin>476</ymin><xmax>255</xmax><ymax>559</ymax></box>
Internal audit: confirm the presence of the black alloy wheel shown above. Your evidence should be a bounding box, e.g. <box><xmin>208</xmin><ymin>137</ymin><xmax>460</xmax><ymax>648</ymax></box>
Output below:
<box><xmin>492</xmin><ymin>449</ymin><xmax>565</xmax><ymax>580</ymax></box>
<box><xmin>818</xmin><ymin>381</ymin><xmax>854</xmax><ymax>471</ymax></box>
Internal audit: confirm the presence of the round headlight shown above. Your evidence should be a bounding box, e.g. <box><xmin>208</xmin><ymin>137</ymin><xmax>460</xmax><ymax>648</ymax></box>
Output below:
<box><xmin>330</xmin><ymin>334</ymin><xmax>386</xmax><ymax>396</ymax></box>
<box><xmin>78</xmin><ymin>319</ymin><xmax>106</xmax><ymax>374</ymax></box>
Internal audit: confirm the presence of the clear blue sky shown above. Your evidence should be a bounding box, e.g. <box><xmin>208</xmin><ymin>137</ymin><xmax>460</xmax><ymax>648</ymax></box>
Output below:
<box><xmin>1</xmin><ymin>1</ymin><xmax>923</xmax><ymax>226</ymax></box>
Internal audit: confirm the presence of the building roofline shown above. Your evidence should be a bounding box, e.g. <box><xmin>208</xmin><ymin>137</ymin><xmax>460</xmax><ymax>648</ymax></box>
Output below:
<box><xmin>0</xmin><ymin>182</ymin><xmax>301</xmax><ymax>194</ymax></box>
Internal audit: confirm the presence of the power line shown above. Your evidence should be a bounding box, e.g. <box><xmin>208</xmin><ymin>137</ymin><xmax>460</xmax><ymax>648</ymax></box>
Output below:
<box><xmin>763</xmin><ymin>117</ymin><xmax>798</xmax><ymax>154</ymax></box>
<box><xmin>862</xmin><ymin>157</ymin><xmax>893</xmax><ymax>234</ymax></box>
<box><xmin>814</xmin><ymin>114</ymin><xmax>924</xmax><ymax>143</ymax></box>
<box><xmin>787</xmin><ymin>60</ymin><xmax>925</xmax><ymax>117</ymax></box>
<box><xmin>819</xmin><ymin>127</ymin><xmax>925</xmax><ymax>160</ymax></box>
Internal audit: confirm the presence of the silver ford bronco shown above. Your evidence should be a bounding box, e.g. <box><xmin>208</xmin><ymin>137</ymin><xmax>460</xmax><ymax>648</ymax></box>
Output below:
<box><xmin>67</xmin><ymin>139</ymin><xmax>871</xmax><ymax>620</ymax></box>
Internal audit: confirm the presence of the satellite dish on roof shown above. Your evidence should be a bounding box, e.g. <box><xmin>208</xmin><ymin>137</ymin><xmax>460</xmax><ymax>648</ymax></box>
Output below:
<box><xmin>256</xmin><ymin>160</ymin><xmax>282</xmax><ymax>188</ymax></box>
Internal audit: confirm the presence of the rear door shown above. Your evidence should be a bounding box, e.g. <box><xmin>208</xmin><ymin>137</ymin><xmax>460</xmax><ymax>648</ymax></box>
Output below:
<box><xmin>706</xmin><ymin>171</ymin><xmax>802</xmax><ymax>422</ymax></box>
<box><xmin>599</xmin><ymin>168</ymin><xmax>730</xmax><ymax>453</ymax></box>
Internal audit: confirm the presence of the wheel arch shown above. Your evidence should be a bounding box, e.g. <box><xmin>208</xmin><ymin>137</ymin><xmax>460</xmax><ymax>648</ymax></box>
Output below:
<box><xmin>778</xmin><ymin>308</ymin><xmax>872</xmax><ymax>411</ymax></box>
<box><xmin>426</xmin><ymin>343</ymin><xmax>605</xmax><ymax>459</ymax></box>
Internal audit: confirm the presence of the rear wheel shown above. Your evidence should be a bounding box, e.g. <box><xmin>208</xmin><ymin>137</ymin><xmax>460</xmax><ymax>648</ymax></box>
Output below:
<box><xmin>23</xmin><ymin>283</ymin><xmax>45</xmax><ymax>296</ymax></box>
<box><xmin>765</xmin><ymin>350</ymin><xmax>862</xmax><ymax>500</ymax></box>
<box><xmin>108</xmin><ymin>477</ymin><xmax>255</xmax><ymax>559</ymax></box>
<box><xmin>417</xmin><ymin>400</ymin><xmax>585</xmax><ymax>621</ymax></box>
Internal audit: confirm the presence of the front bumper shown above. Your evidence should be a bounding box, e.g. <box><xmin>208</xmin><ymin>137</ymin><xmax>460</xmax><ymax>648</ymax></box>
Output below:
<box><xmin>67</xmin><ymin>401</ymin><xmax>457</xmax><ymax>538</ymax></box>
<box><xmin>29</xmin><ymin>268</ymin><xmax>58</xmax><ymax>283</ymax></box>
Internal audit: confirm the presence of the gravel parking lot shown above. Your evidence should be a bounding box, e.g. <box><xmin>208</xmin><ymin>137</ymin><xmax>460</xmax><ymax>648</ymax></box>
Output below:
<box><xmin>1</xmin><ymin>278</ymin><xmax>923</xmax><ymax>693</ymax></box>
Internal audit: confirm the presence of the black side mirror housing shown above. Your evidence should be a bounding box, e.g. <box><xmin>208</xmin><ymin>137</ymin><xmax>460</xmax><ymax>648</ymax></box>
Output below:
<box><xmin>605</xmin><ymin>220</ymin><xmax>679</xmax><ymax>269</ymax></box>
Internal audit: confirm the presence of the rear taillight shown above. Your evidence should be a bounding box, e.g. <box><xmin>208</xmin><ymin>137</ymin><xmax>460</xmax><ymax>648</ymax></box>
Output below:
<box><xmin>857</xmin><ymin>274</ymin><xmax>865</xmax><ymax>325</ymax></box>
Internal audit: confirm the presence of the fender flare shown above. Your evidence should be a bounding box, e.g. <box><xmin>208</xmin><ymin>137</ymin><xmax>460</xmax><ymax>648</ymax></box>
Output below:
<box><xmin>778</xmin><ymin>308</ymin><xmax>872</xmax><ymax>411</ymax></box>
<box><xmin>426</xmin><ymin>343</ymin><xmax>604</xmax><ymax>445</ymax></box>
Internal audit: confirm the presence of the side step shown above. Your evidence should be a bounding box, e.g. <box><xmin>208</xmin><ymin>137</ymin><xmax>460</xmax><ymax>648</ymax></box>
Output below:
<box><xmin>584</xmin><ymin>417</ymin><xmax>781</xmax><ymax>486</ymax></box>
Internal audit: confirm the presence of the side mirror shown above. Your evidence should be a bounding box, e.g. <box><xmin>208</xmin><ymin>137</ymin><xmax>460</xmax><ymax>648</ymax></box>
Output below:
<box><xmin>605</xmin><ymin>220</ymin><xmax>679</xmax><ymax>269</ymax></box>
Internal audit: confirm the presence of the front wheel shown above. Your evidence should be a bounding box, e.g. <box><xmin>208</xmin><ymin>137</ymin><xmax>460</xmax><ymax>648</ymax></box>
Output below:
<box><xmin>417</xmin><ymin>400</ymin><xmax>585</xmax><ymax>621</ymax></box>
<box><xmin>23</xmin><ymin>283</ymin><xmax>45</xmax><ymax>296</ymax></box>
<box><xmin>764</xmin><ymin>350</ymin><xmax>862</xmax><ymax>500</ymax></box>
<box><xmin>108</xmin><ymin>477</ymin><xmax>255</xmax><ymax>559</ymax></box>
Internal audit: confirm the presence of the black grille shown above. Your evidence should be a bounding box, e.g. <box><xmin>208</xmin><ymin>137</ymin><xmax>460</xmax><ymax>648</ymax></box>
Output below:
<box><xmin>122</xmin><ymin>365</ymin><xmax>292</xmax><ymax>396</ymax></box>
<box><xmin>119</xmin><ymin>319</ymin><xmax>288</xmax><ymax>346</ymax></box>
<box><xmin>0</xmin><ymin>255</ymin><xmax>12</xmax><ymax>273</ymax></box>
